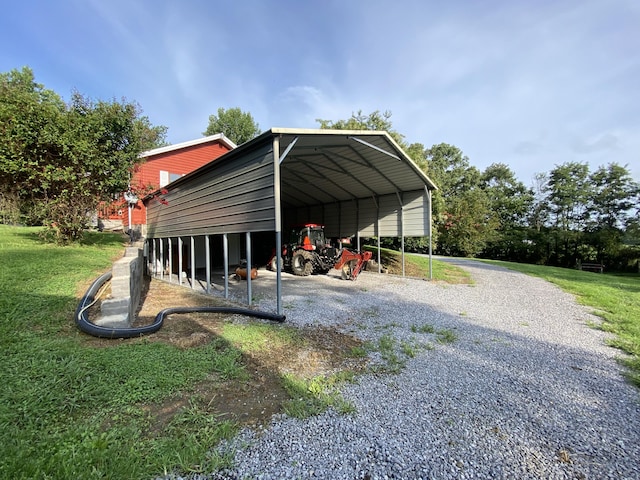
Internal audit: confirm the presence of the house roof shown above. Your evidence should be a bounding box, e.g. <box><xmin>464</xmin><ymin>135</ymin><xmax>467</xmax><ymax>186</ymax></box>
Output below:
<box><xmin>139</xmin><ymin>133</ymin><xmax>237</xmax><ymax>158</ymax></box>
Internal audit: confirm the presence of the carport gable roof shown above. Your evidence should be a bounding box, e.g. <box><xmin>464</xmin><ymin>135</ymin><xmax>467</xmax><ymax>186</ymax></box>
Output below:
<box><xmin>272</xmin><ymin>128</ymin><xmax>437</xmax><ymax>208</ymax></box>
<box><xmin>147</xmin><ymin>128</ymin><xmax>437</xmax><ymax>208</ymax></box>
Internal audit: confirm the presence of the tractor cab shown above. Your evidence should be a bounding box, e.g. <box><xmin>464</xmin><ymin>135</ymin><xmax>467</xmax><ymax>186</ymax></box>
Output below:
<box><xmin>290</xmin><ymin>224</ymin><xmax>328</xmax><ymax>251</ymax></box>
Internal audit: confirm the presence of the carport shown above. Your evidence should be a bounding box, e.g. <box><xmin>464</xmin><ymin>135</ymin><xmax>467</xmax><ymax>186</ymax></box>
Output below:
<box><xmin>144</xmin><ymin>128</ymin><xmax>437</xmax><ymax>316</ymax></box>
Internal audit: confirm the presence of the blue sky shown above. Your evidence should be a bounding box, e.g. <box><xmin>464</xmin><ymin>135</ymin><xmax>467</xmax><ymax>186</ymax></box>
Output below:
<box><xmin>2</xmin><ymin>0</ymin><xmax>638</xmax><ymax>185</ymax></box>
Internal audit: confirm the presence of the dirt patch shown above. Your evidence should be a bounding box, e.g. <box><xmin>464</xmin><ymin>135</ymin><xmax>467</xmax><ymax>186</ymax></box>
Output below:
<box><xmin>85</xmin><ymin>278</ymin><xmax>367</xmax><ymax>429</ymax></box>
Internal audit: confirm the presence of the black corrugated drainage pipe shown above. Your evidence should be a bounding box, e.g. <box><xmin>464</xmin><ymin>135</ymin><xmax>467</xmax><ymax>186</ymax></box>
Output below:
<box><xmin>75</xmin><ymin>272</ymin><xmax>286</xmax><ymax>339</ymax></box>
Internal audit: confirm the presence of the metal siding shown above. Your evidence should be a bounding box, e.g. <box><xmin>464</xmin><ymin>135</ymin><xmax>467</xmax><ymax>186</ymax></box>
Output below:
<box><xmin>358</xmin><ymin>197</ymin><xmax>378</xmax><ymax>236</ymax></box>
<box><xmin>320</xmin><ymin>200</ymin><xmax>359</xmax><ymax>238</ymax></box>
<box><xmin>147</xmin><ymin>143</ymin><xmax>275</xmax><ymax>237</ymax></box>
<box><xmin>146</xmin><ymin>130</ymin><xmax>436</xmax><ymax>243</ymax></box>
<box><xmin>402</xmin><ymin>190</ymin><xmax>430</xmax><ymax>236</ymax></box>
<box><xmin>347</xmin><ymin>191</ymin><xmax>429</xmax><ymax>237</ymax></box>
<box><xmin>322</xmin><ymin>204</ymin><xmax>340</xmax><ymax>237</ymax></box>
<box><xmin>378</xmin><ymin>195</ymin><xmax>402</xmax><ymax>236</ymax></box>
<box><xmin>283</xmin><ymin>205</ymin><xmax>326</xmax><ymax>229</ymax></box>
<box><xmin>339</xmin><ymin>200</ymin><xmax>358</xmax><ymax>237</ymax></box>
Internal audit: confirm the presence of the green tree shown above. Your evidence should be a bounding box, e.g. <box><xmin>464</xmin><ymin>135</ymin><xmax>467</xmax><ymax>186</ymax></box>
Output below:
<box><xmin>316</xmin><ymin>110</ymin><xmax>428</xmax><ymax>171</ymax></box>
<box><xmin>439</xmin><ymin>188</ymin><xmax>499</xmax><ymax>257</ymax></box>
<box><xmin>0</xmin><ymin>67</ymin><xmax>62</xmax><ymax>221</ymax></box>
<box><xmin>425</xmin><ymin>143</ymin><xmax>497</xmax><ymax>257</ymax></box>
<box><xmin>546</xmin><ymin>162</ymin><xmax>591</xmax><ymax>232</ymax></box>
<box><xmin>203</xmin><ymin>107</ymin><xmax>261</xmax><ymax>145</ymax></box>
<box><xmin>0</xmin><ymin>67</ymin><xmax>166</xmax><ymax>243</ymax></box>
<box><xmin>588</xmin><ymin>163</ymin><xmax>639</xmax><ymax>229</ymax></box>
<box><xmin>585</xmin><ymin>163</ymin><xmax>640</xmax><ymax>265</ymax></box>
<box><xmin>425</xmin><ymin>143</ymin><xmax>481</xmax><ymax>196</ymax></box>
<box><xmin>529</xmin><ymin>172</ymin><xmax>550</xmax><ymax>233</ymax></box>
<box><xmin>522</xmin><ymin>172</ymin><xmax>554</xmax><ymax>264</ymax></box>
<box><xmin>480</xmin><ymin>163</ymin><xmax>534</xmax><ymax>260</ymax></box>
<box><xmin>135</xmin><ymin>115</ymin><xmax>168</xmax><ymax>151</ymax></box>
<box><xmin>317</xmin><ymin>109</ymin><xmax>402</xmax><ymax>142</ymax></box>
<box><xmin>481</xmin><ymin>163</ymin><xmax>533</xmax><ymax>227</ymax></box>
<box><xmin>544</xmin><ymin>162</ymin><xmax>591</xmax><ymax>266</ymax></box>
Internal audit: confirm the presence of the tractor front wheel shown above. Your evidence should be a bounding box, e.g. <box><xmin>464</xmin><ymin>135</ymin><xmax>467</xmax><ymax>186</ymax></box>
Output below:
<box><xmin>269</xmin><ymin>255</ymin><xmax>283</xmax><ymax>271</ymax></box>
<box><xmin>291</xmin><ymin>251</ymin><xmax>313</xmax><ymax>276</ymax></box>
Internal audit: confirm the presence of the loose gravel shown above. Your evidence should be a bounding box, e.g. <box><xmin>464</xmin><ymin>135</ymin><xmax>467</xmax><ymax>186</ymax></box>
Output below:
<box><xmin>165</xmin><ymin>259</ymin><xmax>640</xmax><ymax>479</ymax></box>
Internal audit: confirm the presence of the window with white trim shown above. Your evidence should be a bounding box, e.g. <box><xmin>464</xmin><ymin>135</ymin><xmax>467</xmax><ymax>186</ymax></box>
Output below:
<box><xmin>159</xmin><ymin>171</ymin><xmax>184</xmax><ymax>187</ymax></box>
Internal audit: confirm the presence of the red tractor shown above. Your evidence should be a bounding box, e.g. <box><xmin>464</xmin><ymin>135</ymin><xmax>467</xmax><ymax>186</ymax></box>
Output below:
<box><xmin>268</xmin><ymin>224</ymin><xmax>372</xmax><ymax>280</ymax></box>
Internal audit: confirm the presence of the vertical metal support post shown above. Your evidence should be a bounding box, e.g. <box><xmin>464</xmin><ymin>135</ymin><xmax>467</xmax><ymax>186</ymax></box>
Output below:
<box><xmin>356</xmin><ymin>199</ymin><xmax>361</xmax><ymax>251</ymax></box>
<box><xmin>168</xmin><ymin>238</ymin><xmax>173</xmax><ymax>284</ymax></box>
<box><xmin>427</xmin><ymin>187</ymin><xmax>433</xmax><ymax>280</ymax></box>
<box><xmin>178</xmin><ymin>236</ymin><xmax>183</xmax><ymax>286</ymax></box>
<box><xmin>376</xmin><ymin>198</ymin><xmax>381</xmax><ymax>274</ymax></box>
<box><xmin>273</xmin><ymin>136</ymin><xmax>283</xmax><ymax>316</ymax></box>
<box><xmin>377</xmin><ymin>221</ymin><xmax>381</xmax><ymax>273</ymax></box>
<box><xmin>396</xmin><ymin>192</ymin><xmax>405</xmax><ymax>277</ymax></box>
<box><xmin>338</xmin><ymin>201</ymin><xmax>342</xmax><ymax>240</ymax></box>
<box><xmin>223</xmin><ymin>233</ymin><xmax>229</xmax><ymax>298</ymax></box>
<box><xmin>205</xmin><ymin>235</ymin><xmax>211</xmax><ymax>294</ymax></box>
<box><xmin>159</xmin><ymin>238</ymin><xmax>164</xmax><ymax>279</ymax></box>
<box><xmin>275</xmin><ymin>231</ymin><xmax>282</xmax><ymax>312</ymax></box>
<box><xmin>399</xmin><ymin>195</ymin><xmax>405</xmax><ymax>278</ymax></box>
<box><xmin>190</xmin><ymin>236</ymin><xmax>195</xmax><ymax>289</ymax></box>
<box><xmin>246</xmin><ymin>231</ymin><xmax>252</xmax><ymax>306</ymax></box>
<box><xmin>151</xmin><ymin>239</ymin><xmax>157</xmax><ymax>277</ymax></box>
<box><xmin>143</xmin><ymin>239</ymin><xmax>149</xmax><ymax>276</ymax></box>
<box><xmin>427</xmin><ymin>189</ymin><xmax>433</xmax><ymax>280</ymax></box>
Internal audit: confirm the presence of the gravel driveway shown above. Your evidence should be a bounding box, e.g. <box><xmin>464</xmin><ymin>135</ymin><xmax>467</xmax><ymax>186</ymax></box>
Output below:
<box><xmin>189</xmin><ymin>259</ymin><xmax>640</xmax><ymax>479</ymax></box>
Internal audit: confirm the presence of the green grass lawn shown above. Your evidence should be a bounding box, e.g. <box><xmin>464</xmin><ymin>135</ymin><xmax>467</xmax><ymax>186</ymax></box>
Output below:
<box><xmin>479</xmin><ymin>259</ymin><xmax>640</xmax><ymax>387</ymax></box>
<box><xmin>4</xmin><ymin>225</ymin><xmax>636</xmax><ymax>477</ymax></box>
<box><xmin>0</xmin><ymin>226</ymin><xmax>247</xmax><ymax>479</ymax></box>
<box><xmin>0</xmin><ymin>227</ymin><xmax>469</xmax><ymax>479</ymax></box>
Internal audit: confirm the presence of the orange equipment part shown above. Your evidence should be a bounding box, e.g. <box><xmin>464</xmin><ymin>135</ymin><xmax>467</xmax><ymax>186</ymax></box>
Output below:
<box><xmin>235</xmin><ymin>267</ymin><xmax>258</xmax><ymax>280</ymax></box>
<box><xmin>334</xmin><ymin>249</ymin><xmax>373</xmax><ymax>280</ymax></box>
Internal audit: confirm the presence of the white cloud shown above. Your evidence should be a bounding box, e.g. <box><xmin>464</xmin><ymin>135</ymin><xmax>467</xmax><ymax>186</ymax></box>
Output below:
<box><xmin>571</xmin><ymin>132</ymin><xmax>621</xmax><ymax>155</ymax></box>
<box><xmin>5</xmin><ymin>0</ymin><xmax>637</xmax><ymax>182</ymax></box>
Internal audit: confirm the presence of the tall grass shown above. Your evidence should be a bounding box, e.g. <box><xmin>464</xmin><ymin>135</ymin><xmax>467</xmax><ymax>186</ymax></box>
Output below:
<box><xmin>481</xmin><ymin>259</ymin><xmax>640</xmax><ymax>387</ymax></box>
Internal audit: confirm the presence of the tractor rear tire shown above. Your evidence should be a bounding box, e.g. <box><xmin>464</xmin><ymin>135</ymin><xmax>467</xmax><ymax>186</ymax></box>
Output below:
<box><xmin>291</xmin><ymin>251</ymin><xmax>313</xmax><ymax>276</ymax></box>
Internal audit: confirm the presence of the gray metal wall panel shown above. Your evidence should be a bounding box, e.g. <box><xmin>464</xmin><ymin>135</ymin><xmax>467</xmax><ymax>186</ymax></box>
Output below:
<box><xmin>402</xmin><ymin>190</ymin><xmax>430</xmax><ymax>236</ymax></box>
<box><xmin>357</xmin><ymin>197</ymin><xmax>378</xmax><ymax>236</ymax></box>
<box><xmin>320</xmin><ymin>194</ymin><xmax>423</xmax><ymax>238</ymax></box>
<box><xmin>322</xmin><ymin>204</ymin><xmax>340</xmax><ymax>237</ymax></box>
<box><xmin>283</xmin><ymin>205</ymin><xmax>326</xmax><ymax>230</ymax></box>
<box><xmin>321</xmin><ymin>201</ymin><xmax>359</xmax><ymax>238</ymax></box>
<box><xmin>340</xmin><ymin>200</ymin><xmax>358</xmax><ymax>236</ymax></box>
<box><xmin>379</xmin><ymin>195</ymin><xmax>402</xmax><ymax>235</ymax></box>
<box><xmin>147</xmin><ymin>143</ymin><xmax>276</xmax><ymax>238</ymax></box>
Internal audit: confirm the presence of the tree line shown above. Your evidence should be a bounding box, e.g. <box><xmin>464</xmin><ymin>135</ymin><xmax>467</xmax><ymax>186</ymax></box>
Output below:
<box><xmin>317</xmin><ymin>111</ymin><xmax>640</xmax><ymax>272</ymax></box>
<box><xmin>1</xmin><ymin>67</ymin><xmax>638</xmax><ymax>271</ymax></box>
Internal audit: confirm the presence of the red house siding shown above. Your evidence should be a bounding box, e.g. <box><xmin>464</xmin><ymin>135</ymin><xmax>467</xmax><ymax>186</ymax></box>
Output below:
<box><xmin>100</xmin><ymin>136</ymin><xmax>234</xmax><ymax>228</ymax></box>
